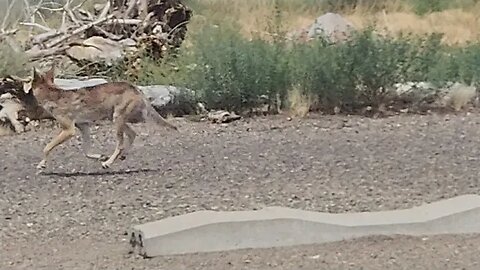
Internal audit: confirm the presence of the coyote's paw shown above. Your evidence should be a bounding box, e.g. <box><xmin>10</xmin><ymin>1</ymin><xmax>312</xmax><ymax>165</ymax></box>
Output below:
<box><xmin>36</xmin><ymin>161</ymin><xmax>46</xmax><ymax>175</ymax></box>
<box><xmin>36</xmin><ymin>160</ymin><xmax>46</xmax><ymax>170</ymax></box>
<box><xmin>101</xmin><ymin>161</ymin><xmax>111</xmax><ymax>169</ymax></box>
<box><xmin>86</xmin><ymin>153</ymin><xmax>109</xmax><ymax>162</ymax></box>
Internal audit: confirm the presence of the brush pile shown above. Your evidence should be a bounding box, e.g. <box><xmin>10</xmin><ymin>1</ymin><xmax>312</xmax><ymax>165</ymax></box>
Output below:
<box><xmin>15</xmin><ymin>0</ymin><xmax>191</xmax><ymax>69</ymax></box>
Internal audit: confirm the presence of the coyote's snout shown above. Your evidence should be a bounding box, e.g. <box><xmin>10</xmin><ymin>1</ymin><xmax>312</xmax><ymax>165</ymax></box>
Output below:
<box><xmin>30</xmin><ymin>66</ymin><xmax>178</xmax><ymax>171</ymax></box>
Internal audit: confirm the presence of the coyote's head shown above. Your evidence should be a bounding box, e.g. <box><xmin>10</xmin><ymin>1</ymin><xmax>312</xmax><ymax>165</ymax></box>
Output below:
<box><xmin>31</xmin><ymin>66</ymin><xmax>60</xmax><ymax>100</ymax></box>
<box><xmin>0</xmin><ymin>69</ymin><xmax>55</xmax><ymax>122</ymax></box>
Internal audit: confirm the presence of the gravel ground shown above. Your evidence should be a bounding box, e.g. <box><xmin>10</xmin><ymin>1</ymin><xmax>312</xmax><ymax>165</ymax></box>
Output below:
<box><xmin>1</xmin><ymin>113</ymin><xmax>480</xmax><ymax>269</ymax></box>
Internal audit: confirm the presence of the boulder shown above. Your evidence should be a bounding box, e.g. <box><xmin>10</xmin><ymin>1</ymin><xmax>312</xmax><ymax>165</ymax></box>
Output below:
<box><xmin>392</xmin><ymin>81</ymin><xmax>478</xmax><ymax>110</ymax></box>
<box><xmin>138</xmin><ymin>85</ymin><xmax>197</xmax><ymax>117</ymax></box>
<box><xmin>306</xmin><ymin>13</ymin><xmax>355</xmax><ymax>43</ymax></box>
<box><xmin>54</xmin><ymin>78</ymin><xmax>108</xmax><ymax>90</ymax></box>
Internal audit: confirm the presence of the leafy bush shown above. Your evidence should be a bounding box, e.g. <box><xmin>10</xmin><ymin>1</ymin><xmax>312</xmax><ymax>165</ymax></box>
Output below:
<box><xmin>289</xmin><ymin>28</ymin><xmax>446</xmax><ymax>112</ymax></box>
<box><xmin>113</xmin><ymin>18</ymin><xmax>480</xmax><ymax>116</ymax></box>
<box><xmin>428</xmin><ymin>43</ymin><xmax>480</xmax><ymax>86</ymax></box>
<box><xmin>183</xmin><ymin>24</ymin><xmax>291</xmax><ymax>112</ymax></box>
<box><xmin>410</xmin><ymin>0</ymin><xmax>479</xmax><ymax>15</ymax></box>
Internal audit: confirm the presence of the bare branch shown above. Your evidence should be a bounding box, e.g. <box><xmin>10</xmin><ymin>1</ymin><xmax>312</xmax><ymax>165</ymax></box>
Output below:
<box><xmin>78</xmin><ymin>9</ymin><xmax>94</xmax><ymax>21</ymax></box>
<box><xmin>138</xmin><ymin>0</ymin><xmax>148</xmax><ymax>20</ymax></box>
<box><xmin>92</xmin><ymin>26</ymin><xmax>123</xmax><ymax>40</ymax></box>
<box><xmin>64</xmin><ymin>0</ymin><xmax>81</xmax><ymax>25</ymax></box>
<box><xmin>35</xmin><ymin>10</ymin><xmax>50</xmax><ymax>28</ymax></box>
<box><xmin>124</xmin><ymin>0</ymin><xmax>136</xmax><ymax>19</ymax></box>
<box><xmin>38</xmin><ymin>7</ymin><xmax>64</xmax><ymax>12</ymax></box>
<box><xmin>0</xmin><ymin>29</ymin><xmax>18</xmax><ymax>37</ymax></box>
<box><xmin>1</xmin><ymin>0</ymin><xmax>17</xmax><ymax>31</ymax></box>
<box><xmin>19</xmin><ymin>22</ymin><xmax>53</xmax><ymax>32</ymax></box>
<box><xmin>32</xmin><ymin>31</ymin><xmax>63</xmax><ymax>45</ymax></box>
<box><xmin>73</xmin><ymin>0</ymin><xmax>89</xmax><ymax>11</ymax></box>
<box><xmin>104</xmin><ymin>18</ymin><xmax>142</xmax><ymax>25</ymax></box>
<box><xmin>45</xmin><ymin>14</ymin><xmax>115</xmax><ymax>48</ymax></box>
<box><xmin>61</xmin><ymin>11</ymin><xmax>67</xmax><ymax>30</ymax></box>
<box><xmin>99</xmin><ymin>1</ymin><xmax>111</xmax><ymax>20</ymax></box>
<box><xmin>25</xmin><ymin>45</ymin><xmax>70</xmax><ymax>59</ymax></box>
<box><xmin>22</xmin><ymin>0</ymin><xmax>31</xmax><ymax>21</ymax></box>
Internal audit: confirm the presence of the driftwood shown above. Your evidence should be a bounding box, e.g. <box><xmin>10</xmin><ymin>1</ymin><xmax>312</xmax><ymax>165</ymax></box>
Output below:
<box><xmin>5</xmin><ymin>0</ymin><xmax>192</xmax><ymax>70</ymax></box>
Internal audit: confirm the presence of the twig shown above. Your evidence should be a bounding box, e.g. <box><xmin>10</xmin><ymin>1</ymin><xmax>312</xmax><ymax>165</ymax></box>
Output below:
<box><xmin>73</xmin><ymin>0</ymin><xmax>89</xmax><ymax>11</ymax></box>
<box><xmin>35</xmin><ymin>10</ymin><xmax>50</xmax><ymax>27</ymax></box>
<box><xmin>25</xmin><ymin>45</ymin><xmax>71</xmax><ymax>59</ymax></box>
<box><xmin>92</xmin><ymin>26</ymin><xmax>123</xmax><ymax>40</ymax></box>
<box><xmin>138</xmin><ymin>0</ymin><xmax>148</xmax><ymax>20</ymax></box>
<box><xmin>1</xmin><ymin>0</ymin><xmax>17</xmax><ymax>31</ymax></box>
<box><xmin>0</xmin><ymin>29</ymin><xmax>18</xmax><ymax>38</ymax></box>
<box><xmin>167</xmin><ymin>20</ymin><xmax>190</xmax><ymax>37</ymax></box>
<box><xmin>45</xmin><ymin>14</ymin><xmax>115</xmax><ymax>48</ymax></box>
<box><xmin>61</xmin><ymin>10</ymin><xmax>67</xmax><ymax>30</ymax></box>
<box><xmin>104</xmin><ymin>18</ymin><xmax>142</xmax><ymax>25</ymax></box>
<box><xmin>32</xmin><ymin>30</ymin><xmax>63</xmax><ymax>45</ymax></box>
<box><xmin>78</xmin><ymin>9</ymin><xmax>94</xmax><ymax>21</ymax></box>
<box><xmin>99</xmin><ymin>1</ymin><xmax>111</xmax><ymax>20</ymax></box>
<box><xmin>19</xmin><ymin>22</ymin><xmax>53</xmax><ymax>32</ymax></box>
<box><xmin>38</xmin><ymin>7</ymin><xmax>64</xmax><ymax>12</ymax></box>
<box><xmin>64</xmin><ymin>0</ymin><xmax>81</xmax><ymax>25</ymax></box>
<box><xmin>124</xmin><ymin>0</ymin><xmax>136</xmax><ymax>19</ymax></box>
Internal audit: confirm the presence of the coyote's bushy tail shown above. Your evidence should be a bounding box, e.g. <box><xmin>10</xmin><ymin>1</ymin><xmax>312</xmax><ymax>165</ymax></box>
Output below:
<box><xmin>142</xmin><ymin>99</ymin><xmax>179</xmax><ymax>131</ymax></box>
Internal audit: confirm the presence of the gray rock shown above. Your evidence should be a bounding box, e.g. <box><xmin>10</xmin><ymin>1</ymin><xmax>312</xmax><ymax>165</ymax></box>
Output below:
<box><xmin>306</xmin><ymin>13</ymin><xmax>355</xmax><ymax>42</ymax></box>
<box><xmin>54</xmin><ymin>78</ymin><xmax>108</xmax><ymax>90</ymax></box>
<box><xmin>137</xmin><ymin>85</ymin><xmax>185</xmax><ymax>108</ymax></box>
<box><xmin>138</xmin><ymin>85</ymin><xmax>197</xmax><ymax>117</ymax></box>
<box><xmin>392</xmin><ymin>81</ymin><xmax>478</xmax><ymax>109</ymax></box>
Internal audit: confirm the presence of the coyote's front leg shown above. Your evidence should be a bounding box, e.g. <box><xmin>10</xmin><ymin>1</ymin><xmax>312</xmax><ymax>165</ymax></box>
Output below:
<box><xmin>37</xmin><ymin>117</ymin><xmax>75</xmax><ymax>171</ymax></box>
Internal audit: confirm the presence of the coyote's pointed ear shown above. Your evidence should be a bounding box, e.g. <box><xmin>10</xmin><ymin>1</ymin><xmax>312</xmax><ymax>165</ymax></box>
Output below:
<box><xmin>32</xmin><ymin>67</ymin><xmax>42</xmax><ymax>86</ymax></box>
<box><xmin>44</xmin><ymin>65</ymin><xmax>55</xmax><ymax>83</ymax></box>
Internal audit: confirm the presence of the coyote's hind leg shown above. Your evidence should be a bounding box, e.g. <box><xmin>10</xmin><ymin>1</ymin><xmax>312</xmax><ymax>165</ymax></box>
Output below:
<box><xmin>101</xmin><ymin>121</ymin><xmax>125</xmax><ymax>169</ymax></box>
<box><xmin>118</xmin><ymin>123</ymin><xmax>136</xmax><ymax>161</ymax></box>
<box><xmin>76</xmin><ymin>122</ymin><xmax>108</xmax><ymax>161</ymax></box>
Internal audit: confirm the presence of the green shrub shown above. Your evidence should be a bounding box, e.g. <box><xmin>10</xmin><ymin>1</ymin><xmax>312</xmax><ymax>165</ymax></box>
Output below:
<box><xmin>118</xmin><ymin>18</ymin><xmax>480</xmax><ymax>116</ymax></box>
<box><xmin>183</xmin><ymin>24</ymin><xmax>291</xmax><ymax>112</ymax></box>
<box><xmin>289</xmin><ymin>28</ymin><xmax>445</xmax><ymax>112</ymax></box>
<box><xmin>428</xmin><ymin>43</ymin><xmax>480</xmax><ymax>86</ymax></box>
<box><xmin>410</xmin><ymin>0</ymin><xmax>479</xmax><ymax>15</ymax></box>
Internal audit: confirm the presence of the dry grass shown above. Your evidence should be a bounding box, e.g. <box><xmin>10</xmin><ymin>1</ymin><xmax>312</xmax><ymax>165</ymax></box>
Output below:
<box><xmin>189</xmin><ymin>0</ymin><xmax>480</xmax><ymax>45</ymax></box>
<box><xmin>1</xmin><ymin>0</ymin><xmax>477</xmax><ymax>46</ymax></box>
<box><xmin>347</xmin><ymin>9</ymin><xmax>480</xmax><ymax>45</ymax></box>
<box><xmin>287</xmin><ymin>86</ymin><xmax>315</xmax><ymax>118</ymax></box>
<box><xmin>442</xmin><ymin>84</ymin><xmax>478</xmax><ymax>111</ymax></box>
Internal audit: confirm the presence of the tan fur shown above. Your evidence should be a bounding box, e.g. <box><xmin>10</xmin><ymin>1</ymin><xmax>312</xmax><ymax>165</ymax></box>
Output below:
<box><xmin>30</xmin><ymin>66</ymin><xmax>178</xmax><ymax>171</ymax></box>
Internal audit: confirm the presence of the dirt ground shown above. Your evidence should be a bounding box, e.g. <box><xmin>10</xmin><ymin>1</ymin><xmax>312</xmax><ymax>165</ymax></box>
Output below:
<box><xmin>2</xmin><ymin>112</ymin><xmax>480</xmax><ymax>270</ymax></box>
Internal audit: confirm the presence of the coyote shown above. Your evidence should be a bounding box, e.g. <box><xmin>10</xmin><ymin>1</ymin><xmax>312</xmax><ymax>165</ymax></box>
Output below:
<box><xmin>29</xmin><ymin>66</ymin><xmax>178</xmax><ymax>171</ymax></box>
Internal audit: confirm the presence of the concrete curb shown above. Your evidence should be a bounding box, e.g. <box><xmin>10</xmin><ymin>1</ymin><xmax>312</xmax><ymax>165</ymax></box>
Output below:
<box><xmin>130</xmin><ymin>194</ymin><xmax>480</xmax><ymax>257</ymax></box>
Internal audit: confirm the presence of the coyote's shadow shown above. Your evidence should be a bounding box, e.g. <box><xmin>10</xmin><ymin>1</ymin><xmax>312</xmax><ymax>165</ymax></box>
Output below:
<box><xmin>41</xmin><ymin>168</ymin><xmax>161</xmax><ymax>177</ymax></box>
